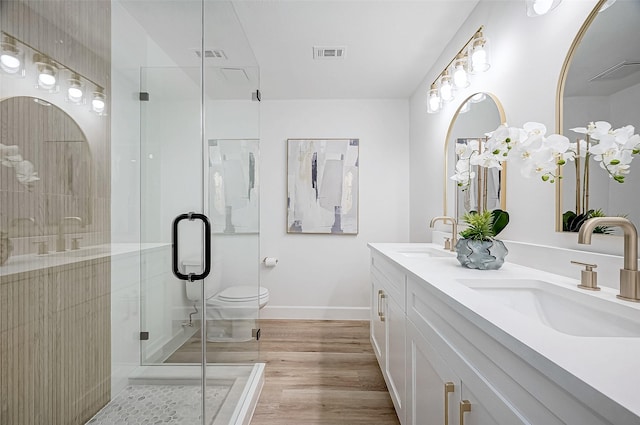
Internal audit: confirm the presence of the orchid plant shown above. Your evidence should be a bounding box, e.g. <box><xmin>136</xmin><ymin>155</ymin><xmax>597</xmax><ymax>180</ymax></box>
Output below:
<box><xmin>0</xmin><ymin>143</ymin><xmax>40</xmax><ymax>190</ymax></box>
<box><xmin>451</xmin><ymin>122</ymin><xmax>572</xmax><ymax>189</ymax></box>
<box><xmin>569</xmin><ymin>121</ymin><xmax>640</xmax><ymax>183</ymax></box>
<box><xmin>450</xmin><ymin>121</ymin><xmax>640</xmax><ymax>190</ymax></box>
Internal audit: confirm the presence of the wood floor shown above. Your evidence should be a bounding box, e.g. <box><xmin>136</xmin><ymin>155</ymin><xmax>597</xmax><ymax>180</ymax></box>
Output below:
<box><xmin>169</xmin><ymin>319</ymin><xmax>401</xmax><ymax>425</ymax></box>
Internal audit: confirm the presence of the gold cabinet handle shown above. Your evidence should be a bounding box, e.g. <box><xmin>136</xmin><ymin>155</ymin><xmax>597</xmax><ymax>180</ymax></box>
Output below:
<box><xmin>379</xmin><ymin>291</ymin><xmax>386</xmax><ymax>321</ymax></box>
<box><xmin>377</xmin><ymin>289</ymin><xmax>384</xmax><ymax>317</ymax></box>
<box><xmin>444</xmin><ymin>382</ymin><xmax>454</xmax><ymax>425</ymax></box>
<box><xmin>459</xmin><ymin>400</ymin><xmax>471</xmax><ymax>425</ymax></box>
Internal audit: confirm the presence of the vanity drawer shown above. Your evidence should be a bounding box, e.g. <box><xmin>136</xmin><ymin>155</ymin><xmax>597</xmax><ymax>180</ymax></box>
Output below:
<box><xmin>371</xmin><ymin>252</ymin><xmax>406</xmax><ymax>310</ymax></box>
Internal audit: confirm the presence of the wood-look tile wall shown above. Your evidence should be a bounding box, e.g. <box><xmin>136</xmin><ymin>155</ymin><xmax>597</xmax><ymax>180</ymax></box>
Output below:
<box><xmin>0</xmin><ymin>259</ymin><xmax>111</xmax><ymax>424</ymax></box>
<box><xmin>0</xmin><ymin>0</ymin><xmax>112</xmax><ymax>424</ymax></box>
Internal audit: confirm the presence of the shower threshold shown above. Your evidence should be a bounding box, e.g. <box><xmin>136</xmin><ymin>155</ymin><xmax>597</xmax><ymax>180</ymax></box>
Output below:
<box><xmin>86</xmin><ymin>363</ymin><xmax>264</xmax><ymax>425</ymax></box>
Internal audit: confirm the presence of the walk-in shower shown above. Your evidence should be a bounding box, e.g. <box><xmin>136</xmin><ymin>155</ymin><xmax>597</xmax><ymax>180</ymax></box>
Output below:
<box><xmin>0</xmin><ymin>0</ymin><xmax>263</xmax><ymax>424</ymax></box>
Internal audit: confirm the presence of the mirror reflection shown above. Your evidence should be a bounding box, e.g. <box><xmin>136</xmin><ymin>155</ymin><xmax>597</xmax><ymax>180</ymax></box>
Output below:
<box><xmin>0</xmin><ymin>97</ymin><xmax>92</xmax><ymax>237</ymax></box>
<box><xmin>560</xmin><ymin>0</ymin><xmax>640</xmax><ymax>233</ymax></box>
<box><xmin>445</xmin><ymin>93</ymin><xmax>506</xmax><ymax>221</ymax></box>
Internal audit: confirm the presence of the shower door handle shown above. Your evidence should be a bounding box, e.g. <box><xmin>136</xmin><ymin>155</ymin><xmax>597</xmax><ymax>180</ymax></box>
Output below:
<box><xmin>171</xmin><ymin>212</ymin><xmax>211</xmax><ymax>281</ymax></box>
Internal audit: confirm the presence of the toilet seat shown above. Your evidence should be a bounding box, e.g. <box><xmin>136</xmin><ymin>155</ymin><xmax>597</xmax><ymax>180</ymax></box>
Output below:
<box><xmin>214</xmin><ymin>285</ymin><xmax>269</xmax><ymax>303</ymax></box>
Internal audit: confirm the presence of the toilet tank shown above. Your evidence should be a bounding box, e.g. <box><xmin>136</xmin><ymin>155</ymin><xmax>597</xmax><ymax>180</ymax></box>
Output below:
<box><xmin>182</xmin><ymin>259</ymin><xmax>219</xmax><ymax>301</ymax></box>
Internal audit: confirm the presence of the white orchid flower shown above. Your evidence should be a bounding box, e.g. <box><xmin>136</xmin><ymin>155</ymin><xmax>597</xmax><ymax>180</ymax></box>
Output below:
<box><xmin>14</xmin><ymin>160</ymin><xmax>40</xmax><ymax>184</ymax></box>
<box><xmin>520</xmin><ymin>122</ymin><xmax>547</xmax><ymax>149</ymax></box>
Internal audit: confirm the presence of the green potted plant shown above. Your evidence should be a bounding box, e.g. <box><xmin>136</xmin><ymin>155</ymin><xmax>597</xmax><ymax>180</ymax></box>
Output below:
<box><xmin>456</xmin><ymin>209</ymin><xmax>509</xmax><ymax>270</ymax></box>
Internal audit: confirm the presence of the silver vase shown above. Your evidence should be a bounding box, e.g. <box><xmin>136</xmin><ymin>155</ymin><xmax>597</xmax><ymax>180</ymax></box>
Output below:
<box><xmin>455</xmin><ymin>238</ymin><xmax>508</xmax><ymax>270</ymax></box>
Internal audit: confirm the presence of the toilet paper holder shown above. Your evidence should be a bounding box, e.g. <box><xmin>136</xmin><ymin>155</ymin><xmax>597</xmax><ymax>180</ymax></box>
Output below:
<box><xmin>262</xmin><ymin>257</ymin><xmax>278</xmax><ymax>267</ymax></box>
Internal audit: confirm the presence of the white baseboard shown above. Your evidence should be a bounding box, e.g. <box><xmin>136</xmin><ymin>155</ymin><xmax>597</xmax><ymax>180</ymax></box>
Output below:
<box><xmin>259</xmin><ymin>306</ymin><xmax>369</xmax><ymax>320</ymax></box>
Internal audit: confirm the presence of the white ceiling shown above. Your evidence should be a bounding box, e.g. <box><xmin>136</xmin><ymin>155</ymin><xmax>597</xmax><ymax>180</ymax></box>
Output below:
<box><xmin>121</xmin><ymin>0</ymin><xmax>480</xmax><ymax>100</ymax></box>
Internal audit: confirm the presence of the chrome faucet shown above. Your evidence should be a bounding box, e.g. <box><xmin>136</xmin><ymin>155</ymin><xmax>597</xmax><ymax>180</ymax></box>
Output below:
<box><xmin>430</xmin><ymin>216</ymin><xmax>458</xmax><ymax>252</ymax></box>
<box><xmin>578</xmin><ymin>217</ymin><xmax>640</xmax><ymax>302</ymax></box>
<box><xmin>56</xmin><ymin>216</ymin><xmax>83</xmax><ymax>252</ymax></box>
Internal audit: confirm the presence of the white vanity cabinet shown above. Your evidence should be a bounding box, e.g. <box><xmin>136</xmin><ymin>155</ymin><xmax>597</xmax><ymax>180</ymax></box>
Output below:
<box><xmin>370</xmin><ymin>252</ymin><xmax>407</xmax><ymax>424</ymax></box>
<box><xmin>405</xmin><ymin>297</ymin><xmax>527</xmax><ymax>425</ymax></box>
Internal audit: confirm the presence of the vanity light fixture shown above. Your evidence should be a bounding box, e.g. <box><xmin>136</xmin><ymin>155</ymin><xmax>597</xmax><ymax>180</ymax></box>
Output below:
<box><xmin>426</xmin><ymin>26</ymin><xmax>490</xmax><ymax>114</ymax></box>
<box><xmin>525</xmin><ymin>0</ymin><xmax>563</xmax><ymax>17</ymax></box>
<box><xmin>0</xmin><ymin>31</ymin><xmax>107</xmax><ymax>116</ymax></box>
<box><xmin>0</xmin><ymin>35</ymin><xmax>24</xmax><ymax>76</ymax></box>
<box><xmin>439</xmin><ymin>71</ymin><xmax>455</xmax><ymax>102</ymax></box>
<box><xmin>452</xmin><ymin>53</ymin><xmax>470</xmax><ymax>89</ymax></box>
<box><xmin>91</xmin><ymin>88</ymin><xmax>106</xmax><ymax>114</ymax></box>
<box><xmin>34</xmin><ymin>54</ymin><xmax>58</xmax><ymax>92</ymax></box>
<box><xmin>427</xmin><ymin>83</ymin><xmax>441</xmax><ymax>114</ymax></box>
<box><xmin>469</xmin><ymin>31</ymin><xmax>490</xmax><ymax>73</ymax></box>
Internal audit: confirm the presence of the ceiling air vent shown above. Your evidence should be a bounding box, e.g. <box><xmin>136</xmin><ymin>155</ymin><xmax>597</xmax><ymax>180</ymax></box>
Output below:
<box><xmin>193</xmin><ymin>48</ymin><xmax>227</xmax><ymax>59</ymax></box>
<box><xmin>313</xmin><ymin>46</ymin><xmax>346</xmax><ymax>60</ymax></box>
<box><xmin>590</xmin><ymin>60</ymin><xmax>640</xmax><ymax>82</ymax></box>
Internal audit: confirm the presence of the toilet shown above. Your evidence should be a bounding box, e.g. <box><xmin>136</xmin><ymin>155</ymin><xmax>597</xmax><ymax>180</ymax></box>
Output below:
<box><xmin>183</xmin><ymin>262</ymin><xmax>269</xmax><ymax>342</ymax></box>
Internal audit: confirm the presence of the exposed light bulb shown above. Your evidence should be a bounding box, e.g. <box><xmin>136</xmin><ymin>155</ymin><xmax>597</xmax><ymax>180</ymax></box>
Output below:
<box><xmin>427</xmin><ymin>84</ymin><xmax>441</xmax><ymax>114</ymax></box>
<box><xmin>68</xmin><ymin>87</ymin><xmax>83</xmax><ymax>101</ymax></box>
<box><xmin>440</xmin><ymin>74</ymin><xmax>454</xmax><ymax>102</ymax></box>
<box><xmin>471</xmin><ymin>48</ymin><xmax>487</xmax><ymax>72</ymax></box>
<box><xmin>34</xmin><ymin>55</ymin><xmax>58</xmax><ymax>91</ymax></box>
<box><xmin>453</xmin><ymin>65</ymin><xmax>469</xmax><ymax>89</ymax></box>
<box><xmin>0</xmin><ymin>53</ymin><xmax>20</xmax><ymax>73</ymax></box>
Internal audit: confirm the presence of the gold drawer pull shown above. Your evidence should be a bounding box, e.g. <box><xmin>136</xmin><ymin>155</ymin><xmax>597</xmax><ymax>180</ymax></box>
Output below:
<box><xmin>444</xmin><ymin>382</ymin><xmax>454</xmax><ymax>425</ymax></box>
<box><xmin>459</xmin><ymin>400</ymin><xmax>471</xmax><ymax>425</ymax></box>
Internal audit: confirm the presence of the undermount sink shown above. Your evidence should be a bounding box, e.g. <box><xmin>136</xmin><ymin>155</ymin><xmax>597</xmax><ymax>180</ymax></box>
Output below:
<box><xmin>457</xmin><ymin>278</ymin><xmax>640</xmax><ymax>337</ymax></box>
<box><xmin>397</xmin><ymin>247</ymin><xmax>453</xmax><ymax>258</ymax></box>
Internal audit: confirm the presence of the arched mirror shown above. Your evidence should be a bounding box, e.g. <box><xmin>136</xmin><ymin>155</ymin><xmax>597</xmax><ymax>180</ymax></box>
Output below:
<box><xmin>444</xmin><ymin>92</ymin><xmax>507</xmax><ymax>221</ymax></box>
<box><xmin>557</xmin><ymin>0</ymin><xmax>640</xmax><ymax>233</ymax></box>
<box><xmin>0</xmin><ymin>96</ymin><xmax>92</xmax><ymax>238</ymax></box>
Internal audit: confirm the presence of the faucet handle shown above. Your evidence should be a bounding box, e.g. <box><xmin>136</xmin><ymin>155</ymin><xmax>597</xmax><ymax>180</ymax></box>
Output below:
<box><xmin>71</xmin><ymin>237</ymin><xmax>82</xmax><ymax>250</ymax></box>
<box><xmin>444</xmin><ymin>237</ymin><xmax>451</xmax><ymax>251</ymax></box>
<box><xmin>571</xmin><ymin>260</ymin><xmax>600</xmax><ymax>291</ymax></box>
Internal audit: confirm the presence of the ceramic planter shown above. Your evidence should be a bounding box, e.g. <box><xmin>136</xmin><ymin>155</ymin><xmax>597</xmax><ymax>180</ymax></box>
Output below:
<box><xmin>0</xmin><ymin>232</ymin><xmax>12</xmax><ymax>266</ymax></box>
<box><xmin>455</xmin><ymin>238</ymin><xmax>508</xmax><ymax>270</ymax></box>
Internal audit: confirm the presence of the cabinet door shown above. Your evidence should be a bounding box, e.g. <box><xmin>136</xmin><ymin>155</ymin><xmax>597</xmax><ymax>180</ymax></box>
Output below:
<box><xmin>406</xmin><ymin>321</ymin><xmax>459</xmax><ymax>425</ymax></box>
<box><xmin>370</xmin><ymin>274</ymin><xmax>386</xmax><ymax>366</ymax></box>
<box><xmin>385</xmin><ymin>293</ymin><xmax>406</xmax><ymax>423</ymax></box>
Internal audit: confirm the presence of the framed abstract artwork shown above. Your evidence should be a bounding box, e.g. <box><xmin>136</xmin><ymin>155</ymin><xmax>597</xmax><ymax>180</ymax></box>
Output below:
<box><xmin>287</xmin><ymin>138</ymin><xmax>359</xmax><ymax>234</ymax></box>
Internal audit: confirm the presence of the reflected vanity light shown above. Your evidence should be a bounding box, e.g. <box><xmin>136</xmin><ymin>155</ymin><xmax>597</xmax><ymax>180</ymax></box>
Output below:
<box><xmin>599</xmin><ymin>0</ymin><xmax>616</xmax><ymax>12</ymax></box>
<box><xmin>91</xmin><ymin>89</ymin><xmax>106</xmax><ymax>114</ymax></box>
<box><xmin>66</xmin><ymin>74</ymin><xmax>84</xmax><ymax>104</ymax></box>
<box><xmin>34</xmin><ymin>54</ymin><xmax>58</xmax><ymax>91</ymax></box>
<box><xmin>427</xmin><ymin>83</ymin><xmax>441</xmax><ymax>114</ymax></box>
<box><xmin>0</xmin><ymin>36</ymin><xmax>24</xmax><ymax>76</ymax></box>
<box><xmin>1</xmin><ymin>31</ymin><xmax>107</xmax><ymax>114</ymax></box>
<box><xmin>427</xmin><ymin>26</ymin><xmax>490</xmax><ymax>114</ymax></box>
<box><xmin>470</xmin><ymin>92</ymin><xmax>486</xmax><ymax>103</ymax></box>
<box><xmin>459</xmin><ymin>101</ymin><xmax>471</xmax><ymax>114</ymax></box>
<box><xmin>526</xmin><ymin>0</ymin><xmax>563</xmax><ymax>17</ymax></box>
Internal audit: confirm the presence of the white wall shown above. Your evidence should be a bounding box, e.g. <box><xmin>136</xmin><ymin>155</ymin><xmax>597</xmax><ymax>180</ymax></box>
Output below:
<box><xmin>260</xmin><ymin>99</ymin><xmax>410</xmax><ymax>319</ymax></box>
<box><xmin>409</xmin><ymin>0</ymin><xmax>637</xmax><ymax>255</ymax></box>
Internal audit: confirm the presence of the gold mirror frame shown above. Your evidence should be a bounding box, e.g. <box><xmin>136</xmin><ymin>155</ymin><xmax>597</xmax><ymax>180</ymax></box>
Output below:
<box><xmin>555</xmin><ymin>0</ymin><xmax>608</xmax><ymax>232</ymax></box>
<box><xmin>443</xmin><ymin>92</ymin><xmax>507</xmax><ymax>216</ymax></box>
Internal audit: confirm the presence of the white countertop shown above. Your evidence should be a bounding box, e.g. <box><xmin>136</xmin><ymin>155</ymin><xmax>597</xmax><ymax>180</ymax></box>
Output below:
<box><xmin>369</xmin><ymin>242</ymin><xmax>640</xmax><ymax>423</ymax></box>
<box><xmin>0</xmin><ymin>242</ymin><xmax>169</xmax><ymax>278</ymax></box>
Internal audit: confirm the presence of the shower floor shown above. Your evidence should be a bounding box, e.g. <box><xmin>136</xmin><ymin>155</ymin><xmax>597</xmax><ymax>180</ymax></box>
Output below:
<box><xmin>86</xmin><ymin>364</ymin><xmax>264</xmax><ymax>425</ymax></box>
<box><xmin>86</xmin><ymin>384</ymin><xmax>230</xmax><ymax>425</ymax></box>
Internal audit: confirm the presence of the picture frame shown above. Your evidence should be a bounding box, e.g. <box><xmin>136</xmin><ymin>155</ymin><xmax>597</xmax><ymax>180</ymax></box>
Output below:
<box><xmin>287</xmin><ymin>138</ymin><xmax>359</xmax><ymax>234</ymax></box>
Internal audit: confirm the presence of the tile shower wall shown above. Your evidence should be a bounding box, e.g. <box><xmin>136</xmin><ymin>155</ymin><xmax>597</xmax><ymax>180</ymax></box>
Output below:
<box><xmin>0</xmin><ymin>0</ymin><xmax>111</xmax><ymax>424</ymax></box>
